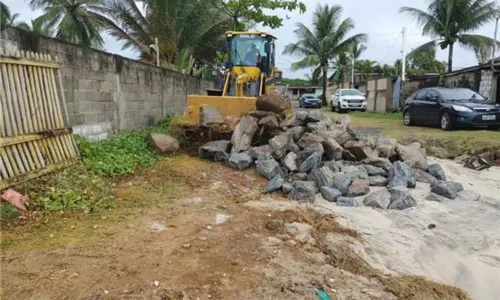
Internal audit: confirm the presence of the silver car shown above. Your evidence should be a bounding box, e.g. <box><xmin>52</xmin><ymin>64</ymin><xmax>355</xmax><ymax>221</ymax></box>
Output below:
<box><xmin>331</xmin><ymin>89</ymin><xmax>367</xmax><ymax>112</ymax></box>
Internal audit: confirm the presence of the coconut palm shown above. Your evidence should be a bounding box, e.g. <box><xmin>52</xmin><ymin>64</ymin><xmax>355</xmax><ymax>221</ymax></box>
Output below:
<box><xmin>1</xmin><ymin>1</ymin><xmax>20</xmax><ymax>29</ymax></box>
<box><xmin>15</xmin><ymin>18</ymin><xmax>55</xmax><ymax>37</ymax></box>
<box><xmin>355</xmin><ymin>59</ymin><xmax>378</xmax><ymax>80</ymax></box>
<box><xmin>96</xmin><ymin>0</ymin><xmax>231</xmax><ymax>68</ymax></box>
<box><xmin>400</xmin><ymin>0</ymin><xmax>499</xmax><ymax>72</ymax></box>
<box><xmin>29</xmin><ymin>0</ymin><xmax>104</xmax><ymax>47</ymax></box>
<box><xmin>283</xmin><ymin>4</ymin><xmax>367</xmax><ymax>105</ymax></box>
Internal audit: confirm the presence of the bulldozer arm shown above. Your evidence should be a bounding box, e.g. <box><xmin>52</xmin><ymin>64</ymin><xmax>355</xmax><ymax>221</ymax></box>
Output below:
<box><xmin>184</xmin><ymin>95</ymin><xmax>258</xmax><ymax>125</ymax></box>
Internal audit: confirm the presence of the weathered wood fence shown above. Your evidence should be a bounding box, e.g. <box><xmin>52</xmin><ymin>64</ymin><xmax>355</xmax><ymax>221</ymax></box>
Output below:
<box><xmin>0</xmin><ymin>50</ymin><xmax>78</xmax><ymax>190</ymax></box>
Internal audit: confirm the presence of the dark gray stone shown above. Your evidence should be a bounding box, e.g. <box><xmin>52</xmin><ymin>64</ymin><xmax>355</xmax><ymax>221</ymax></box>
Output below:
<box><xmin>376</xmin><ymin>138</ymin><xmax>397</xmax><ymax>159</ymax></box>
<box><xmin>451</xmin><ymin>182</ymin><xmax>464</xmax><ymax>192</ymax></box>
<box><xmin>306</xmin><ymin>111</ymin><xmax>328</xmax><ymax>123</ymax></box>
<box><xmin>282</xmin><ymin>152</ymin><xmax>299</xmax><ymax>172</ymax></box>
<box><xmin>299</xmin><ymin>152</ymin><xmax>322</xmax><ymax>173</ymax></box>
<box><xmin>287</xmin><ymin>126</ymin><xmax>306</xmax><ymax>141</ymax></box>
<box><xmin>363</xmin><ymin>189</ymin><xmax>391</xmax><ymax>209</ymax></box>
<box><xmin>344</xmin><ymin>140</ymin><xmax>377</xmax><ymax>161</ymax></box>
<box><xmin>320</xmin><ymin>187</ymin><xmax>342</xmax><ymax>202</ymax></box>
<box><xmin>290</xmin><ymin>172</ymin><xmax>308</xmax><ymax>181</ymax></box>
<box><xmin>295</xmin><ymin>111</ymin><xmax>309</xmax><ymax>121</ymax></box>
<box><xmin>199</xmin><ymin>140</ymin><xmax>231</xmax><ymax>160</ymax></box>
<box><xmin>215</xmin><ymin>151</ymin><xmax>230</xmax><ymax>162</ymax></box>
<box><xmin>387</xmin><ymin>161</ymin><xmax>416</xmax><ymax>188</ymax></box>
<box><xmin>282</xmin><ymin>182</ymin><xmax>293</xmax><ymax>194</ymax></box>
<box><xmin>230</xmin><ymin>116</ymin><xmax>258</xmax><ymax>153</ymax></box>
<box><xmin>299</xmin><ymin>143</ymin><xmax>324</xmax><ymax>163</ymax></box>
<box><xmin>297</xmin><ymin>133</ymin><xmax>324</xmax><ymax>149</ymax></box>
<box><xmin>388</xmin><ymin>186</ymin><xmax>417</xmax><ymax>210</ymax></box>
<box><xmin>286</xmin><ymin>141</ymin><xmax>300</xmax><ymax>154</ymax></box>
<box><xmin>332</xmin><ymin>173</ymin><xmax>352</xmax><ymax>195</ymax></box>
<box><xmin>362</xmin><ymin>156</ymin><xmax>393</xmax><ymax>171</ymax></box>
<box><xmin>256</xmin><ymin>159</ymin><xmax>282</xmax><ymax>180</ymax></box>
<box><xmin>263</xmin><ymin>175</ymin><xmax>285</xmax><ymax>193</ymax></box>
<box><xmin>342</xmin><ymin>149</ymin><xmax>357</xmax><ymax>161</ymax></box>
<box><xmin>324</xmin><ymin>160</ymin><xmax>340</xmax><ymax>173</ymax></box>
<box><xmin>269</xmin><ymin>132</ymin><xmax>292</xmax><ymax>159</ymax></box>
<box><xmin>415</xmin><ymin>169</ymin><xmax>438</xmax><ymax>184</ymax></box>
<box><xmin>306</xmin><ymin>121</ymin><xmax>328</xmax><ymax>133</ymax></box>
<box><xmin>289</xmin><ymin>181</ymin><xmax>317</xmax><ymax>202</ymax></box>
<box><xmin>431</xmin><ymin>181</ymin><xmax>458</xmax><ymax>199</ymax></box>
<box><xmin>199</xmin><ymin>104</ymin><xmax>224</xmax><ymax>125</ymax></box>
<box><xmin>347</xmin><ymin>179</ymin><xmax>370</xmax><ymax>197</ymax></box>
<box><xmin>228</xmin><ymin>152</ymin><xmax>253</xmax><ymax>170</ymax></box>
<box><xmin>309</xmin><ymin>166</ymin><xmax>335</xmax><ymax>188</ymax></box>
<box><xmin>368</xmin><ymin>175</ymin><xmax>388</xmax><ymax>186</ymax></box>
<box><xmin>361</xmin><ymin>164</ymin><xmax>388</xmax><ymax>176</ymax></box>
<box><xmin>337</xmin><ymin>197</ymin><xmax>358</xmax><ymax>207</ymax></box>
<box><xmin>428</xmin><ymin>163</ymin><xmax>446</xmax><ymax>181</ymax></box>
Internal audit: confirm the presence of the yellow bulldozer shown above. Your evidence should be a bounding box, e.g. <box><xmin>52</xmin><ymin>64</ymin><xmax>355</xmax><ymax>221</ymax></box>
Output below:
<box><xmin>183</xmin><ymin>30</ymin><xmax>290</xmax><ymax>125</ymax></box>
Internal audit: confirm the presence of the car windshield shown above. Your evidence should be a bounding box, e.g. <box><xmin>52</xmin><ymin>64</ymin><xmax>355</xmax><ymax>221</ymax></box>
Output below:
<box><xmin>438</xmin><ymin>88</ymin><xmax>486</xmax><ymax>101</ymax></box>
<box><xmin>341</xmin><ymin>89</ymin><xmax>363</xmax><ymax>96</ymax></box>
<box><xmin>230</xmin><ymin>35</ymin><xmax>267</xmax><ymax>66</ymax></box>
<box><xmin>302</xmin><ymin>94</ymin><xmax>316</xmax><ymax>99</ymax></box>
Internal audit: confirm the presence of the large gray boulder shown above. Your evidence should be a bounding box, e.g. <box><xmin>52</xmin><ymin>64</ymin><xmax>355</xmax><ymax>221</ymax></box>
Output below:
<box><xmin>387</xmin><ymin>161</ymin><xmax>416</xmax><ymax>188</ymax></box>
<box><xmin>308</xmin><ymin>165</ymin><xmax>335</xmax><ymax>188</ymax></box>
<box><xmin>415</xmin><ymin>169</ymin><xmax>438</xmax><ymax>184</ymax></box>
<box><xmin>289</xmin><ymin>181</ymin><xmax>317</xmax><ymax>202</ymax></box>
<box><xmin>256</xmin><ymin>159</ymin><xmax>282</xmax><ymax>180</ymax></box>
<box><xmin>263</xmin><ymin>175</ymin><xmax>285</xmax><ymax>193</ymax></box>
<box><xmin>247</xmin><ymin>110</ymin><xmax>277</xmax><ymax>121</ymax></box>
<box><xmin>363</xmin><ymin>189</ymin><xmax>391</xmax><ymax>209</ymax></box>
<box><xmin>147</xmin><ymin>133</ymin><xmax>179</xmax><ymax>154</ymax></box>
<box><xmin>428</xmin><ymin>163</ymin><xmax>445</xmax><ymax>180</ymax></box>
<box><xmin>388</xmin><ymin>186</ymin><xmax>417</xmax><ymax>210</ymax></box>
<box><xmin>287</xmin><ymin>126</ymin><xmax>306</xmax><ymax>141</ymax></box>
<box><xmin>258</xmin><ymin>115</ymin><xmax>280</xmax><ymax>130</ymax></box>
<box><xmin>361</xmin><ymin>164</ymin><xmax>388</xmax><ymax>177</ymax></box>
<box><xmin>299</xmin><ymin>143</ymin><xmax>324</xmax><ymax>162</ymax></box>
<box><xmin>256</xmin><ymin>93</ymin><xmax>287</xmax><ymax>114</ymax></box>
<box><xmin>199</xmin><ymin>104</ymin><xmax>224</xmax><ymax>125</ymax></box>
<box><xmin>318</xmin><ymin>130</ymin><xmax>352</xmax><ymax>147</ymax></box>
<box><xmin>199</xmin><ymin>140</ymin><xmax>231</xmax><ymax>160</ymax></box>
<box><xmin>306</xmin><ymin>111</ymin><xmax>329</xmax><ymax>123</ymax></box>
<box><xmin>362</xmin><ymin>156</ymin><xmax>393</xmax><ymax>171</ymax></box>
<box><xmin>295</xmin><ymin>111</ymin><xmax>309</xmax><ymax>122</ymax></box>
<box><xmin>320</xmin><ymin>187</ymin><xmax>342</xmax><ymax>202</ymax></box>
<box><xmin>297</xmin><ymin>133</ymin><xmax>324</xmax><ymax>149</ymax></box>
<box><xmin>322</xmin><ymin>138</ymin><xmax>343</xmax><ymax>161</ymax></box>
<box><xmin>425</xmin><ymin>192</ymin><xmax>449</xmax><ymax>202</ymax></box>
<box><xmin>299</xmin><ymin>152</ymin><xmax>322</xmax><ymax>173</ymax></box>
<box><xmin>282</xmin><ymin>152</ymin><xmax>299</xmax><ymax>172</ymax></box>
<box><xmin>430</xmin><ymin>181</ymin><xmax>458</xmax><ymax>199</ymax></box>
<box><xmin>343</xmin><ymin>165</ymin><xmax>369</xmax><ymax>181</ymax></box>
<box><xmin>306</xmin><ymin>121</ymin><xmax>329</xmax><ymax>133</ymax></box>
<box><xmin>228</xmin><ymin>152</ymin><xmax>253</xmax><ymax>170</ymax></box>
<box><xmin>395</xmin><ymin>143</ymin><xmax>429</xmax><ymax>170</ymax></box>
<box><xmin>282</xmin><ymin>182</ymin><xmax>293</xmax><ymax>194</ymax></box>
<box><xmin>343</xmin><ymin>140</ymin><xmax>377</xmax><ymax>161</ymax></box>
<box><xmin>231</xmin><ymin>116</ymin><xmax>258</xmax><ymax>153</ymax></box>
<box><xmin>337</xmin><ymin>197</ymin><xmax>358</xmax><ymax>207</ymax></box>
<box><xmin>347</xmin><ymin>179</ymin><xmax>370</xmax><ymax>197</ymax></box>
<box><xmin>324</xmin><ymin>160</ymin><xmax>341</xmax><ymax>173</ymax></box>
<box><xmin>332</xmin><ymin>173</ymin><xmax>352</xmax><ymax>195</ymax></box>
<box><xmin>376</xmin><ymin>138</ymin><xmax>397</xmax><ymax>159</ymax></box>
<box><xmin>368</xmin><ymin>175</ymin><xmax>388</xmax><ymax>186</ymax></box>
<box><xmin>269</xmin><ymin>132</ymin><xmax>292</xmax><ymax>159</ymax></box>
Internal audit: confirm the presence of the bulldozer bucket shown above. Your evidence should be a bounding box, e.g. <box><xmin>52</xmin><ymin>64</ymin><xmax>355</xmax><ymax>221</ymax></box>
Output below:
<box><xmin>184</xmin><ymin>95</ymin><xmax>258</xmax><ymax>125</ymax></box>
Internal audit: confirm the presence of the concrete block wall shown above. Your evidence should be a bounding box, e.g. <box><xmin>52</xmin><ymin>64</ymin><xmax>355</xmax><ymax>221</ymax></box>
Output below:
<box><xmin>2</xmin><ymin>28</ymin><xmax>214</xmax><ymax>140</ymax></box>
<box><xmin>479</xmin><ymin>70</ymin><xmax>493</xmax><ymax>99</ymax></box>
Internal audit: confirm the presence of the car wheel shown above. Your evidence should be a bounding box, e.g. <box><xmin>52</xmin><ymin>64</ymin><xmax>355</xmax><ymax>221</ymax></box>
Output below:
<box><xmin>403</xmin><ymin>110</ymin><xmax>413</xmax><ymax>126</ymax></box>
<box><xmin>330</xmin><ymin>103</ymin><xmax>335</xmax><ymax>112</ymax></box>
<box><xmin>440</xmin><ymin>112</ymin><xmax>454</xmax><ymax>130</ymax></box>
<box><xmin>336</xmin><ymin>105</ymin><xmax>342</xmax><ymax>113</ymax></box>
<box><xmin>361</xmin><ymin>109</ymin><xmax>366</xmax><ymax>112</ymax></box>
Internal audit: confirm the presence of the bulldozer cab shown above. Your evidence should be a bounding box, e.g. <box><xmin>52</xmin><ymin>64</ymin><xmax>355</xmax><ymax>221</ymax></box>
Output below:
<box><xmin>184</xmin><ymin>31</ymin><xmax>286</xmax><ymax>125</ymax></box>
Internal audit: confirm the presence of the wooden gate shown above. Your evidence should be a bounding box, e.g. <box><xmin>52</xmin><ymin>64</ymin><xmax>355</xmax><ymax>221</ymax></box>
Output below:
<box><xmin>0</xmin><ymin>50</ymin><xmax>78</xmax><ymax>190</ymax></box>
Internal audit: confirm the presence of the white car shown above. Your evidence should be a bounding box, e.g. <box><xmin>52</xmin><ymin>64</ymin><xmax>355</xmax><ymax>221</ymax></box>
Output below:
<box><xmin>331</xmin><ymin>89</ymin><xmax>367</xmax><ymax>112</ymax></box>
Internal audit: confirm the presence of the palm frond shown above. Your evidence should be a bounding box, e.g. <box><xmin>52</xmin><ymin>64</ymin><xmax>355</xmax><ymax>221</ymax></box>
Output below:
<box><xmin>406</xmin><ymin>40</ymin><xmax>439</xmax><ymax>59</ymax></box>
<box><xmin>290</xmin><ymin>55</ymin><xmax>320</xmax><ymax>70</ymax></box>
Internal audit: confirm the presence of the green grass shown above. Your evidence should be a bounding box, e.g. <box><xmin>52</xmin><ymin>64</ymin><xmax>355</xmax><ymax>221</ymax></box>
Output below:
<box><xmin>322</xmin><ymin>108</ymin><xmax>402</xmax><ymax>120</ymax></box>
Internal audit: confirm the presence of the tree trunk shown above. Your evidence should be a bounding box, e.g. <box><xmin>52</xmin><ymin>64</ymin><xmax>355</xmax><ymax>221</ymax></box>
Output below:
<box><xmin>447</xmin><ymin>43</ymin><xmax>454</xmax><ymax>73</ymax></box>
<box><xmin>322</xmin><ymin>64</ymin><xmax>328</xmax><ymax>106</ymax></box>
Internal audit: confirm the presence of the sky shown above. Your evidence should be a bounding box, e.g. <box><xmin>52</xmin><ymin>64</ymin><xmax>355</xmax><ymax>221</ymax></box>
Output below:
<box><xmin>3</xmin><ymin>0</ymin><xmax>499</xmax><ymax>79</ymax></box>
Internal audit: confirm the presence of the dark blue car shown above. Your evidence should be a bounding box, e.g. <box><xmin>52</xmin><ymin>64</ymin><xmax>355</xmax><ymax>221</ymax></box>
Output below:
<box><xmin>299</xmin><ymin>94</ymin><xmax>322</xmax><ymax>108</ymax></box>
<box><xmin>403</xmin><ymin>87</ymin><xmax>500</xmax><ymax>130</ymax></box>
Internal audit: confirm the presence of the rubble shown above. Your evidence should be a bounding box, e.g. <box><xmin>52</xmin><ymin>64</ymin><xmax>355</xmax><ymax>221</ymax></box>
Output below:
<box><xmin>197</xmin><ymin>108</ymin><xmax>473</xmax><ymax>210</ymax></box>
<box><xmin>147</xmin><ymin>133</ymin><xmax>179</xmax><ymax>154</ymax></box>
<box><xmin>199</xmin><ymin>104</ymin><xmax>224</xmax><ymax>125</ymax></box>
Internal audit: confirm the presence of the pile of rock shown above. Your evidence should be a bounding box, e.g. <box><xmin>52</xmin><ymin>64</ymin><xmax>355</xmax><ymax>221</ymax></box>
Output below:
<box><xmin>198</xmin><ymin>108</ymin><xmax>467</xmax><ymax>210</ymax></box>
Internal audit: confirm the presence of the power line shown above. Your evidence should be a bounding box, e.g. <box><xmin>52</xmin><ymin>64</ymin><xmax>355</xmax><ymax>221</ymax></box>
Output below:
<box><xmin>378</xmin><ymin>33</ymin><xmax>401</xmax><ymax>62</ymax></box>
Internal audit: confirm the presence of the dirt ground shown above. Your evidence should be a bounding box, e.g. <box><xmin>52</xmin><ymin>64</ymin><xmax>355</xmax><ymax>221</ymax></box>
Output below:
<box><xmin>0</xmin><ymin>156</ymin><xmax>470</xmax><ymax>300</ymax></box>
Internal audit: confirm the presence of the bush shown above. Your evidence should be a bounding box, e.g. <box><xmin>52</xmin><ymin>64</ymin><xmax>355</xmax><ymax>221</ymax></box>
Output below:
<box><xmin>77</xmin><ymin>116</ymin><xmax>176</xmax><ymax>177</ymax></box>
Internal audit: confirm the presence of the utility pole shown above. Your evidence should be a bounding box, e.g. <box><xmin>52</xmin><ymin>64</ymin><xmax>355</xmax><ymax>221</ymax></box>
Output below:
<box><xmin>401</xmin><ymin>27</ymin><xmax>406</xmax><ymax>81</ymax></box>
<box><xmin>492</xmin><ymin>15</ymin><xmax>499</xmax><ymax>71</ymax></box>
<box><xmin>149</xmin><ymin>38</ymin><xmax>160</xmax><ymax>67</ymax></box>
<box><xmin>351</xmin><ymin>53</ymin><xmax>355</xmax><ymax>88</ymax></box>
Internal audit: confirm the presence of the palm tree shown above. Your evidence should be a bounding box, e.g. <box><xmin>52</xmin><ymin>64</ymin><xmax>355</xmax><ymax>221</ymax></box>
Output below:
<box><xmin>355</xmin><ymin>59</ymin><xmax>378</xmax><ymax>80</ymax></box>
<box><xmin>29</xmin><ymin>0</ymin><xmax>104</xmax><ymax>48</ymax></box>
<box><xmin>283</xmin><ymin>4</ymin><xmax>367</xmax><ymax>105</ymax></box>
<box><xmin>96</xmin><ymin>0</ymin><xmax>231</xmax><ymax>68</ymax></box>
<box><xmin>15</xmin><ymin>18</ymin><xmax>55</xmax><ymax>37</ymax></box>
<box><xmin>400</xmin><ymin>0</ymin><xmax>499</xmax><ymax>72</ymax></box>
<box><xmin>1</xmin><ymin>1</ymin><xmax>20</xmax><ymax>29</ymax></box>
